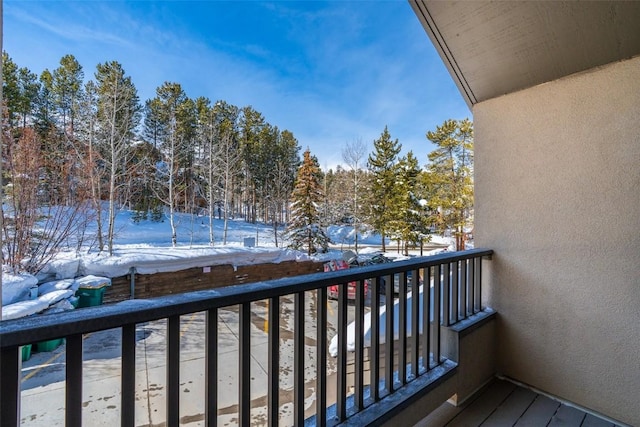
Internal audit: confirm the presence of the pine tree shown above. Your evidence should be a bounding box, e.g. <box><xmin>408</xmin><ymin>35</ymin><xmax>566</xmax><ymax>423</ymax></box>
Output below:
<box><xmin>16</xmin><ymin>66</ymin><xmax>40</xmax><ymax>130</ymax></box>
<box><xmin>143</xmin><ymin>98</ymin><xmax>166</xmax><ymax>149</ymax></box>
<box><xmin>129</xmin><ymin>141</ymin><xmax>162</xmax><ymax>223</ymax></box>
<box><xmin>239</xmin><ymin>106</ymin><xmax>267</xmax><ymax>222</ymax></box>
<box><xmin>322</xmin><ymin>167</ymin><xmax>345</xmax><ymax>223</ymax></box>
<box><xmin>35</xmin><ymin>69</ymin><xmax>55</xmax><ymax>135</ymax></box>
<box><xmin>426</xmin><ymin>118</ymin><xmax>474</xmax><ymax>250</ymax></box>
<box><xmin>264</xmin><ymin>129</ymin><xmax>300</xmax><ymax>246</ymax></box>
<box><xmin>367</xmin><ymin>126</ymin><xmax>402</xmax><ymax>252</ymax></box>
<box><xmin>287</xmin><ymin>149</ymin><xmax>331</xmax><ymax>255</ymax></box>
<box><xmin>52</xmin><ymin>54</ymin><xmax>84</xmax><ymax>136</ymax></box>
<box><xmin>2</xmin><ymin>52</ymin><xmax>20</xmax><ymax>127</ymax></box>
<box><xmin>390</xmin><ymin>151</ymin><xmax>431</xmax><ymax>254</ymax></box>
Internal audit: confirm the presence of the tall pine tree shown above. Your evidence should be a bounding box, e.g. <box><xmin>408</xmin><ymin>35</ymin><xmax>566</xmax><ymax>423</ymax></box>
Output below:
<box><xmin>426</xmin><ymin>118</ymin><xmax>473</xmax><ymax>250</ymax></box>
<box><xmin>367</xmin><ymin>126</ymin><xmax>402</xmax><ymax>252</ymax></box>
<box><xmin>390</xmin><ymin>151</ymin><xmax>431</xmax><ymax>254</ymax></box>
<box><xmin>287</xmin><ymin>149</ymin><xmax>331</xmax><ymax>255</ymax></box>
<box><xmin>52</xmin><ymin>54</ymin><xmax>84</xmax><ymax>136</ymax></box>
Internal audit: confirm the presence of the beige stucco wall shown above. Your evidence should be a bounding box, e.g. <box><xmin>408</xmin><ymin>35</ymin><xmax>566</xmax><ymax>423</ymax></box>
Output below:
<box><xmin>474</xmin><ymin>55</ymin><xmax>640</xmax><ymax>426</ymax></box>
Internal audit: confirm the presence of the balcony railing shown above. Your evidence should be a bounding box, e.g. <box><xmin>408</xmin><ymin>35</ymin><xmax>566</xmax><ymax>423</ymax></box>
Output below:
<box><xmin>1</xmin><ymin>248</ymin><xmax>492</xmax><ymax>426</ymax></box>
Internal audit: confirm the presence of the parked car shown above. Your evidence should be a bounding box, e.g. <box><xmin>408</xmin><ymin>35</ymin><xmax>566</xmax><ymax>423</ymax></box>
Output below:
<box><xmin>324</xmin><ymin>257</ymin><xmax>369</xmax><ymax>300</ymax></box>
<box><xmin>328</xmin><ymin>280</ymin><xmax>369</xmax><ymax>300</ymax></box>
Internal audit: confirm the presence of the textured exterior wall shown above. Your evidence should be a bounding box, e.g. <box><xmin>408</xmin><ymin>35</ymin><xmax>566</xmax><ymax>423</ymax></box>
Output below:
<box><xmin>474</xmin><ymin>55</ymin><xmax>640</xmax><ymax>426</ymax></box>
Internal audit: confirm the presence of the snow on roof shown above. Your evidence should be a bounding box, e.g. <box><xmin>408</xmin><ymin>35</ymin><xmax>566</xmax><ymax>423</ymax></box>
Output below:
<box><xmin>78</xmin><ymin>246</ymin><xmax>310</xmax><ymax>278</ymax></box>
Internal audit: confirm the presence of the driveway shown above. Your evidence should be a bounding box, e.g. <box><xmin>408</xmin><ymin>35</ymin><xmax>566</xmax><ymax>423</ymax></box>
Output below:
<box><xmin>19</xmin><ymin>295</ymin><xmax>363</xmax><ymax>426</ymax></box>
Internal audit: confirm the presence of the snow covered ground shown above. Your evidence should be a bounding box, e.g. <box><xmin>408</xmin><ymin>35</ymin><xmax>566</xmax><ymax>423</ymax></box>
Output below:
<box><xmin>2</xmin><ymin>209</ymin><xmax>454</xmax><ymax>319</ymax></box>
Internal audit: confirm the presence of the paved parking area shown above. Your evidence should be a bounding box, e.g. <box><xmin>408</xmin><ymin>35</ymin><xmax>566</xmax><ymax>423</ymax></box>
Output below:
<box><xmin>19</xmin><ymin>295</ymin><xmax>363</xmax><ymax>426</ymax></box>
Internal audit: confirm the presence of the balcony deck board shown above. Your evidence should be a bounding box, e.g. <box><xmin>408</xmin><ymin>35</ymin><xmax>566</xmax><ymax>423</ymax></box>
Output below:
<box><xmin>514</xmin><ymin>394</ymin><xmax>560</xmax><ymax>426</ymax></box>
<box><xmin>414</xmin><ymin>378</ymin><xmax>620</xmax><ymax>427</ymax></box>
<box><xmin>582</xmin><ymin>414</ymin><xmax>616</xmax><ymax>427</ymax></box>
<box><xmin>482</xmin><ymin>387</ymin><xmax>537</xmax><ymax>425</ymax></box>
<box><xmin>443</xmin><ymin>380</ymin><xmax>517</xmax><ymax>426</ymax></box>
<box><xmin>548</xmin><ymin>405</ymin><xmax>586</xmax><ymax>426</ymax></box>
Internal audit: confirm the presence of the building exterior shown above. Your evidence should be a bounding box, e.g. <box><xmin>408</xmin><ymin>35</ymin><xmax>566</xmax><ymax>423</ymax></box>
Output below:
<box><xmin>411</xmin><ymin>2</ymin><xmax>640</xmax><ymax>425</ymax></box>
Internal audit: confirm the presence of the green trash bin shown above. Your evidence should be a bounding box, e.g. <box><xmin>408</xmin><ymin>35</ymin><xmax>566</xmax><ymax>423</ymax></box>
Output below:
<box><xmin>36</xmin><ymin>338</ymin><xmax>64</xmax><ymax>352</ymax></box>
<box><xmin>76</xmin><ymin>286</ymin><xmax>107</xmax><ymax>308</ymax></box>
<box><xmin>22</xmin><ymin>344</ymin><xmax>32</xmax><ymax>361</ymax></box>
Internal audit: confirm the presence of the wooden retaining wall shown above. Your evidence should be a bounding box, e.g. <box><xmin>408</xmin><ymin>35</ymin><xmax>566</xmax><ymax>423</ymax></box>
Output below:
<box><xmin>104</xmin><ymin>260</ymin><xmax>325</xmax><ymax>304</ymax></box>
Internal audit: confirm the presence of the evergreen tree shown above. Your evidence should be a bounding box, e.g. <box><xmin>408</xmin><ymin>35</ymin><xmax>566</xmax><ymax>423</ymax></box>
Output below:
<box><xmin>426</xmin><ymin>118</ymin><xmax>474</xmax><ymax>250</ymax></box>
<box><xmin>239</xmin><ymin>106</ymin><xmax>266</xmax><ymax>222</ymax></box>
<box><xmin>2</xmin><ymin>52</ymin><xmax>41</xmax><ymax>129</ymax></box>
<box><xmin>16</xmin><ymin>67</ymin><xmax>40</xmax><ymax>130</ymax></box>
<box><xmin>51</xmin><ymin>55</ymin><xmax>85</xmax><ymax>207</ymax></box>
<box><xmin>287</xmin><ymin>149</ymin><xmax>331</xmax><ymax>255</ymax></box>
<box><xmin>35</xmin><ymin>69</ymin><xmax>56</xmax><ymax>135</ymax></box>
<box><xmin>389</xmin><ymin>151</ymin><xmax>431</xmax><ymax>254</ymax></box>
<box><xmin>129</xmin><ymin>141</ymin><xmax>162</xmax><ymax>223</ymax></box>
<box><xmin>52</xmin><ymin>54</ymin><xmax>84</xmax><ymax>135</ymax></box>
<box><xmin>263</xmin><ymin>129</ymin><xmax>300</xmax><ymax>245</ymax></box>
<box><xmin>367</xmin><ymin>126</ymin><xmax>402</xmax><ymax>252</ymax></box>
<box><xmin>143</xmin><ymin>98</ymin><xmax>166</xmax><ymax>149</ymax></box>
<box><xmin>2</xmin><ymin>52</ymin><xmax>20</xmax><ymax>127</ymax></box>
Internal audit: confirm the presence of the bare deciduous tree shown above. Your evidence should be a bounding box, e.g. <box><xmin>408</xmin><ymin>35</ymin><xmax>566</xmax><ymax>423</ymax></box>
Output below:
<box><xmin>95</xmin><ymin>61</ymin><xmax>141</xmax><ymax>254</ymax></box>
<box><xmin>1</xmin><ymin>128</ymin><xmax>91</xmax><ymax>273</ymax></box>
<box><xmin>342</xmin><ymin>138</ymin><xmax>368</xmax><ymax>251</ymax></box>
<box><xmin>215</xmin><ymin>117</ymin><xmax>241</xmax><ymax>245</ymax></box>
<box><xmin>265</xmin><ymin>160</ymin><xmax>293</xmax><ymax>247</ymax></box>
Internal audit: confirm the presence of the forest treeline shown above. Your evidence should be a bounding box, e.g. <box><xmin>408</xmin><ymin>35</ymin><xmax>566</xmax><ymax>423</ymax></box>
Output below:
<box><xmin>1</xmin><ymin>52</ymin><xmax>473</xmax><ymax>273</ymax></box>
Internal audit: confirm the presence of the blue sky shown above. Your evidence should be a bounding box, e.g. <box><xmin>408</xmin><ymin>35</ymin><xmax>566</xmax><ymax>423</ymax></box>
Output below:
<box><xmin>3</xmin><ymin>1</ymin><xmax>469</xmax><ymax>169</ymax></box>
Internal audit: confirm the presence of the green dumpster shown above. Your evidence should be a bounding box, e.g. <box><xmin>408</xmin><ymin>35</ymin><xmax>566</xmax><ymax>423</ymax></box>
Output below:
<box><xmin>36</xmin><ymin>338</ymin><xmax>64</xmax><ymax>352</ymax></box>
<box><xmin>76</xmin><ymin>286</ymin><xmax>107</xmax><ymax>308</ymax></box>
<box><xmin>21</xmin><ymin>344</ymin><xmax>32</xmax><ymax>361</ymax></box>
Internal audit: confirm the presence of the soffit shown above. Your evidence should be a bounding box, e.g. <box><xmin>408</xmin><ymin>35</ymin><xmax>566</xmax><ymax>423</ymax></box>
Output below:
<box><xmin>410</xmin><ymin>1</ymin><xmax>640</xmax><ymax>108</ymax></box>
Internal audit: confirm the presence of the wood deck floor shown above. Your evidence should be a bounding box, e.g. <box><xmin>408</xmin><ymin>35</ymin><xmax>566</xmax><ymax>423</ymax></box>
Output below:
<box><xmin>414</xmin><ymin>378</ymin><xmax>622</xmax><ymax>427</ymax></box>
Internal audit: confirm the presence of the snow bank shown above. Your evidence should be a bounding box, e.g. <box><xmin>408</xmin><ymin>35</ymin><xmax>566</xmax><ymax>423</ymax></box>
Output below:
<box><xmin>2</xmin><ymin>299</ymin><xmax>50</xmax><ymax>320</ymax></box>
<box><xmin>429</xmin><ymin>235</ymin><xmax>456</xmax><ymax>251</ymax></box>
<box><xmin>44</xmin><ymin>298</ymin><xmax>76</xmax><ymax>314</ymax></box>
<box><xmin>329</xmin><ymin>285</ymin><xmax>433</xmax><ymax>357</ymax></box>
<box><xmin>38</xmin><ymin>279</ymin><xmax>78</xmax><ymax>295</ymax></box>
<box><xmin>2</xmin><ymin>273</ymin><xmax>38</xmax><ymax>306</ymax></box>
<box><xmin>326</xmin><ymin>225</ymin><xmax>386</xmax><ymax>246</ymax></box>
<box><xmin>2</xmin><ymin>289</ymin><xmax>77</xmax><ymax>320</ymax></box>
<box><xmin>1</xmin><ymin>272</ymin><xmax>112</xmax><ymax>319</ymax></box>
<box><xmin>36</xmin><ymin>258</ymin><xmax>80</xmax><ymax>281</ymax></box>
<box><xmin>38</xmin><ymin>289</ymin><xmax>75</xmax><ymax>306</ymax></box>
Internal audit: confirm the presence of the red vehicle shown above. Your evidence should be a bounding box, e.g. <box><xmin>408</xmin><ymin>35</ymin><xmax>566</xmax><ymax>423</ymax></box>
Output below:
<box><xmin>328</xmin><ymin>280</ymin><xmax>369</xmax><ymax>300</ymax></box>
<box><xmin>325</xmin><ymin>259</ymin><xmax>369</xmax><ymax>300</ymax></box>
